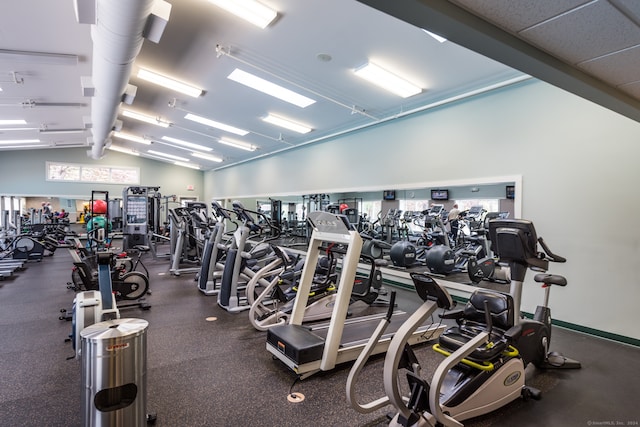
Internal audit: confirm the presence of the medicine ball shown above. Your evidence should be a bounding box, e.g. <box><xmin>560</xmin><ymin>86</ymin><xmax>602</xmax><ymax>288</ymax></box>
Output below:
<box><xmin>390</xmin><ymin>240</ymin><xmax>416</xmax><ymax>267</ymax></box>
<box><xmin>425</xmin><ymin>245</ymin><xmax>455</xmax><ymax>274</ymax></box>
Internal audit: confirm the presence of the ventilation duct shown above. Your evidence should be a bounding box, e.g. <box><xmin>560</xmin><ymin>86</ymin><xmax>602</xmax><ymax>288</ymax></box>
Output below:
<box><xmin>77</xmin><ymin>0</ymin><xmax>171</xmax><ymax>159</ymax></box>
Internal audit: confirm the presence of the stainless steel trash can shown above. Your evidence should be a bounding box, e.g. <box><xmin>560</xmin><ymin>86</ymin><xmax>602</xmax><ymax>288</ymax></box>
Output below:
<box><xmin>81</xmin><ymin>318</ymin><xmax>149</xmax><ymax>427</ymax></box>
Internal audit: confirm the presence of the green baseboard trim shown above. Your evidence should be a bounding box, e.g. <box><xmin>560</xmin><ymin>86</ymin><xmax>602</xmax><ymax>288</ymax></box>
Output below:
<box><xmin>382</xmin><ymin>278</ymin><xmax>415</xmax><ymax>291</ymax></box>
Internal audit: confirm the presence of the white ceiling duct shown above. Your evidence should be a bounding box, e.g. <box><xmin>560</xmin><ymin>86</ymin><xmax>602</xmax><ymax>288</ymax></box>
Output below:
<box><xmin>77</xmin><ymin>0</ymin><xmax>171</xmax><ymax>159</ymax></box>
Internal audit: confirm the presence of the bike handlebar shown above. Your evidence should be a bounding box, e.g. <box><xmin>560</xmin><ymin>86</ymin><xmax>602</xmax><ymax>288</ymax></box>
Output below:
<box><xmin>537</xmin><ymin>237</ymin><xmax>566</xmax><ymax>263</ymax></box>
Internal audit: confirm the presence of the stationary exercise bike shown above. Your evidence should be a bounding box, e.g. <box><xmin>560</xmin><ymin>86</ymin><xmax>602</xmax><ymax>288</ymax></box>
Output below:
<box><xmin>486</xmin><ymin>218</ymin><xmax>580</xmax><ymax>369</ymax></box>
<box><xmin>64</xmin><ymin>195</ymin><xmax>120</xmax><ymax>359</ymax></box>
<box><xmin>63</xmin><ymin>193</ymin><xmax>150</xmax><ymax>359</ymax></box>
<box><xmin>347</xmin><ymin>218</ymin><xmax>579</xmax><ymax>426</ymax></box>
<box><xmin>65</xmin><ymin>233</ymin><xmax>150</xmax><ymax>301</ymax></box>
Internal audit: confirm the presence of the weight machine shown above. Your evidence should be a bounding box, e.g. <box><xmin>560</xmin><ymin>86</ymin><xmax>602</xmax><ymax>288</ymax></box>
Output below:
<box><xmin>121</xmin><ymin>186</ymin><xmax>162</xmax><ymax>251</ymax></box>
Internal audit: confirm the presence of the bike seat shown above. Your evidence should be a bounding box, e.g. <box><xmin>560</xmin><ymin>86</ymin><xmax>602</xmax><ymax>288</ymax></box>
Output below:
<box><xmin>533</xmin><ymin>273</ymin><xmax>567</xmax><ymax>286</ymax></box>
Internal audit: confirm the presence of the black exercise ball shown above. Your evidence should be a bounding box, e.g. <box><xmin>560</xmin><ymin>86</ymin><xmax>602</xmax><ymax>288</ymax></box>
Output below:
<box><xmin>390</xmin><ymin>240</ymin><xmax>416</xmax><ymax>267</ymax></box>
<box><xmin>425</xmin><ymin>245</ymin><xmax>456</xmax><ymax>274</ymax></box>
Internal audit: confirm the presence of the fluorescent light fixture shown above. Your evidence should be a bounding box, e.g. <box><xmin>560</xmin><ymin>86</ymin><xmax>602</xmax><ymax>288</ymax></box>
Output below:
<box><xmin>353</xmin><ymin>62</ymin><xmax>422</xmax><ymax>98</ymax></box>
<box><xmin>0</xmin><ymin>87</ymin><xmax>3</xmax><ymax>91</ymax></box>
<box><xmin>175</xmin><ymin>161</ymin><xmax>201</xmax><ymax>170</ymax></box>
<box><xmin>227</xmin><ymin>68</ymin><xmax>315</xmax><ymax>108</ymax></box>
<box><xmin>161</xmin><ymin>136</ymin><xmax>212</xmax><ymax>152</ymax></box>
<box><xmin>0</xmin><ymin>144</ymin><xmax>49</xmax><ymax>149</ymax></box>
<box><xmin>0</xmin><ymin>119</ymin><xmax>27</xmax><ymax>126</ymax></box>
<box><xmin>147</xmin><ymin>150</ymin><xmax>189</xmax><ymax>161</ymax></box>
<box><xmin>422</xmin><ymin>29</ymin><xmax>447</xmax><ymax>43</ymax></box>
<box><xmin>137</xmin><ymin>69</ymin><xmax>203</xmax><ymax>98</ymax></box>
<box><xmin>143</xmin><ymin>153</ymin><xmax>175</xmax><ymax>163</ymax></box>
<box><xmin>0</xmin><ymin>49</ymin><xmax>78</xmax><ymax>65</ymax></box>
<box><xmin>108</xmin><ymin>145</ymin><xmax>140</xmax><ymax>156</ymax></box>
<box><xmin>184</xmin><ymin>113</ymin><xmax>249</xmax><ymax>136</ymax></box>
<box><xmin>208</xmin><ymin>0</ymin><xmax>277</xmax><ymax>29</ymax></box>
<box><xmin>39</xmin><ymin>128</ymin><xmax>86</xmax><ymax>135</ymax></box>
<box><xmin>122</xmin><ymin>110</ymin><xmax>171</xmax><ymax>127</ymax></box>
<box><xmin>0</xmin><ymin>127</ymin><xmax>39</xmax><ymax>131</ymax></box>
<box><xmin>113</xmin><ymin>131</ymin><xmax>151</xmax><ymax>145</ymax></box>
<box><xmin>262</xmin><ymin>114</ymin><xmax>312</xmax><ymax>134</ymax></box>
<box><xmin>192</xmin><ymin>152</ymin><xmax>223</xmax><ymax>163</ymax></box>
<box><xmin>218</xmin><ymin>137</ymin><xmax>256</xmax><ymax>151</ymax></box>
<box><xmin>0</xmin><ymin>139</ymin><xmax>41</xmax><ymax>145</ymax></box>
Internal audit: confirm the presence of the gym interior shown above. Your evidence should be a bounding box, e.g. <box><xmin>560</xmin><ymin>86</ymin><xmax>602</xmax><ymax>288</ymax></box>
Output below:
<box><xmin>1</xmin><ymin>1</ymin><xmax>640</xmax><ymax>427</ymax></box>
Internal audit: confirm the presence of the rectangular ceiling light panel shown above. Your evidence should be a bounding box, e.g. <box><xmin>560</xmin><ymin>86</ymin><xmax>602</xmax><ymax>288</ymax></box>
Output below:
<box><xmin>262</xmin><ymin>114</ymin><xmax>311</xmax><ymax>134</ymax></box>
<box><xmin>147</xmin><ymin>149</ymin><xmax>189</xmax><ymax>161</ymax></box>
<box><xmin>39</xmin><ymin>128</ymin><xmax>87</xmax><ymax>135</ymax></box>
<box><xmin>0</xmin><ymin>49</ymin><xmax>78</xmax><ymax>65</ymax></box>
<box><xmin>0</xmin><ymin>139</ymin><xmax>41</xmax><ymax>145</ymax></box>
<box><xmin>175</xmin><ymin>161</ymin><xmax>201</xmax><ymax>169</ymax></box>
<box><xmin>422</xmin><ymin>29</ymin><xmax>447</xmax><ymax>43</ymax></box>
<box><xmin>161</xmin><ymin>136</ymin><xmax>213</xmax><ymax>152</ymax></box>
<box><xmin>0</xmin><ymin>144</ymin><xmax>49</xmax><ymax>149</ymax></box>
<box><xmin>113</xmin><ymin>131</ymin><xmax>151</xmax><ymax>145</ymax></box>
<box><xmin>184</xmin><ymin>113</ymin><xmax>249</xmax><ymax>136</ymax></box>
<box><xmin>137</xmin><ymin>69</ymin><xmax>203</xmax><ymax>97</ymax></box>
<box><xmin>227</xmin><ymin>68</ymin><xmax>315</xmax><ymax>108</ymax></box>
<box><xmin>122</xmin><ymin>110</ymin><xmax>170</xmax><ymax>127</ymax></box>
<box><xmin>218</xmin><ymin>138</ymin><xmax>256</xmax><ymax>151</ymax></box>
<box><xmin>208</xmin><ymin>0</ymin><xmax>277</xmax><ymax>29</ymax></box>
<box><xmin>192</xmin><ymin>152</ymin><xmax>223</xmax><ymax>162</ymax></box>
<box><xmin>109</xmin><ymin>145</ymin><xmax>140</xmax><ymax>156</ymax></box>
<box><xmin>0</xmin><ymin>119</ymin><xmax>27</xmax><ymax>126</ymax></box>
<box><xmin>354</xmin><ymin>62</ymin><xmax>422</xmax><ymax>98</ymax></box>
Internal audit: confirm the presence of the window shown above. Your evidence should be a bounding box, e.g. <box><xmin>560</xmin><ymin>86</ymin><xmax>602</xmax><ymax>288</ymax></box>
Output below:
<box><xmin>361</xmin><ymin>200</ymin><xmax>381</xmax><ymax>223</ymax></box>
<box><xmin>46</xmin><ymin>162</ymin><xmax>139</xmax><ymax>185</ymax></box>
<box><xmin>81</xmin><ymin>166</ymin><xmax>110</xmax><ymax>182</ymax></box>
<box><xmin>455</xmin><ymin>198</ymin><xmax>500</xmax><ymax>213</ymax></box>
<box><xmin>399</xmin><ymin>199</ymin><xmax>430</xmax><ymax>214</ymax></box>
<box><xmin>47</xmin><ymin>163</ymin><xmax>80</xmax><ymax>181</ymax></box>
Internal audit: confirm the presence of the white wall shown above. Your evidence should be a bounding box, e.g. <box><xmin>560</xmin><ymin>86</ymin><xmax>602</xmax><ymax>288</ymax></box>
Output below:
<box><xmin>0</xmin><ymin>147</ymin><xmax>204</xmax><ymax>200</ymax></box>
<box><xmin>206</xmin><ymin>80</ymin><xmax>640</xmax><ymax>340</ymax></box>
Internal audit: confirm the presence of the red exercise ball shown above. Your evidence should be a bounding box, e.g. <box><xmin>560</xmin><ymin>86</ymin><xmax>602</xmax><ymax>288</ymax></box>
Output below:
<box><xmin>92</xmin><ymin>199</ymin><xmax>107</xmax><ymax>214</ymax></box>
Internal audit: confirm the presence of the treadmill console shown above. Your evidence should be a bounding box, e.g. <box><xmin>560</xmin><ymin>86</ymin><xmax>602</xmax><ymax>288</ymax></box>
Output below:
<box><xmin>428</xmin><ymin>204</ymin><xmax>444</xmax><ymax>217</ymax></box>
<box><xmin>307</xmin><ymin>211</ymin><xmax>353</xmax><ymax>233</ymax></box>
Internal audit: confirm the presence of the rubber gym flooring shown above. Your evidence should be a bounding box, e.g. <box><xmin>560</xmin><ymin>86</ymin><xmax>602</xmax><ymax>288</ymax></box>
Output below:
<box><xmin>0</xmin><ymin>245</ymin><xmax>638</xmax><ymax>427</ymax></box>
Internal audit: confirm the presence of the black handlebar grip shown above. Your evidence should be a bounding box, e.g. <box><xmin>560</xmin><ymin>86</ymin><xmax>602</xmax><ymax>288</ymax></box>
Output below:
<box><xmin>386</xmin><ymin>291</ymin><xmax>397</xmax><ymax>321</ymax></box>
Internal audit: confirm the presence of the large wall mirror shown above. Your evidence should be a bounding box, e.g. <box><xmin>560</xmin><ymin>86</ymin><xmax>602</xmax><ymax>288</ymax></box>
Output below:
<box><xmin>223</xmin><ymin>175</ymin><xmax>521</xmax><ymax>292</ymax></box>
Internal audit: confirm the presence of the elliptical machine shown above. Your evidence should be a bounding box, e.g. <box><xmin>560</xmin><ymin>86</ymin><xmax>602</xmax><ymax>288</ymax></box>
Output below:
<box><xmin>196</xmin><ymin>201</ymin><xmax>235</xmax><ymax>295</ymax></box>
<box><xmin>347</xmin><ymin>218</ymin><xmax>579</xmax><ymax>426</ymax></box>
<box><xmin>466</xmin><ymin>212</ymin><xmax>510</xmax><ymax>284</ymax></box>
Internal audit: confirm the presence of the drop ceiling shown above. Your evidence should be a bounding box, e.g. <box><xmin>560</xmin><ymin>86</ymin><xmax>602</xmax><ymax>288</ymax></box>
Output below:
<box><xmin>1</xmin><ymin>0</ymin><xmax>638</xmax><ymax>170</ymax></box>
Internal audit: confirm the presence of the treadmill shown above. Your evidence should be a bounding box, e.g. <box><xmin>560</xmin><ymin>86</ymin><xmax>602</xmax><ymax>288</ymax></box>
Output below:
<box><xmin>266</xmin><ymin>211</ymin><xmax>447</xmax><ymax>379</ymax></box>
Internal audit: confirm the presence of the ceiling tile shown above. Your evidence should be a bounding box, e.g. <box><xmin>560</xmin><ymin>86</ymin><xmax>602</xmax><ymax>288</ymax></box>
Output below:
<box><xmin>611</xmin><ymin>0</ymin><xmax>640</xmax><ymax>21</ymax></box>
<box><xmin>617</xmin><ymin>80</ymin><xmax>640</xmax><ymax>99</ymax></box>
<box><xmin>448</xmin><ymin>0</ymin><xmax>591</xmax><ymax>32</ymax></box>
<box><xmin>578</xmin><ymin>44</ymin><xmax>640</xmax><ymax>86</ymax></box>
<box><xmin>519</xmin><ymin>1</ymin><xmax>640</xmax><ymax>64</ymax></box>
